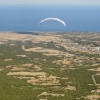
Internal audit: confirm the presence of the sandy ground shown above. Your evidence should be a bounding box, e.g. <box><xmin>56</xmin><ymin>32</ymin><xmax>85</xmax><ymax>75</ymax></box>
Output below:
<box><xmin>0</xmin><ymin>68</ymin><xmax>3</xmax><ymax>71</ymax></box>
<box><xmin>34</xmin><ymin>65</ymin><xmax>42</xmax><ymax>71</ymax></box>
<box><xmin>39</xmin><ymin>98</ymin><xmax>47</xmax><ymax>100</ymax></box>
<box><xmin>27</xmin><ymin>35</ymin><xmax>61</xmax><ymax>42</ymax></box>
<box><xmin>64</xmin><ymin>85</ymin><xmax>76</xmax><ymax>90</ymax></box>
<box><xmin>22</xmin><ymin>45</ymin><xmax>73</xmax><ymax>57</ymax></box>
<box><xmin>0</xmin><ymin>32</ymin><xmax>28</xmax><ymax>40</ymax></box>
<box><xmin>0</xmin><ymin>32</ymin><xmax>62</xmax><ymax>42</ymax></box>
<box><xmin>11</xmin><ymin>67</ymin><xmax>26</xmax><ymax>71</ymax></box>
<box><xmin>7</xmin><ymin>72</ymin><xmax>46</xmax><ymax>76</ymax></box>
<box><xmin>38</xmin><ymin>92</ymin><xmax>65</xmax><ymax>97</ymax></box>
<box><xmin>85</xmin><ymin>94</ymin><xmax>100</xmax><ymax>99</ymax></box>
<box><xmin>88</xmin><ymin>67</ymin><xmax>100</xmax><ymax>71</ymax></box>
<box><xmin>22</xmin><ymin>45</ymin><xmax>61</xmax><ymax>53</ymax></box>
<box><xmin>16</xmin><ymin>55</ymin><xmax>27</xmax><ymax>58</ymax></box>
<box><xmin>4</xmin><ymin>59</ymin><xmax>13</xmax><ymax>61</ymax></box>
<box><xmin>21</xmin><ymin>64</ymin><xmax>33</xmax><ymax>67</ymax></box>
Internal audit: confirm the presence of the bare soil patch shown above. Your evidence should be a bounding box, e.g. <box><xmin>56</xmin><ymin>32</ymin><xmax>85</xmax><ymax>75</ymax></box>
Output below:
<box><xmin>34</xmin><ymin>65</ymin><xmax>42</xmax><ymax>71</ymax></box>
<box><xmin>38</xmin><ymin>91</ymin><xmax>65</xmax><ymax>97</ymax></box>
<box><xmin>21</xmin><ymin>64</ymin><xmax>33</xmax><ymax>67</ymax></box>
<box><xmin>64</xmin><ymin>85</ymin><xmax>76</xmax><ymax>90</ymax></box>
<box><xmin>11</xmin><ymin>67</ymin><xmax>26</xmax><ymax>71</ymax></box>
<box><xmin>85</xmin><ymin>94</ymin><xmax>100</xmax><ymax>99</ymax></box>
<box><xmin>7</xmin><ymin>72</ymin><xmax>46</xmax><ymax>76</ymax></box>
<box><xmin>88</xmin><ymin>67</ymin><xmax>100</xmax><ymax>71</ymax></box>
<box><xmin>0</xmin><ymin>68</ymin><xmax>3</xmax><ymax>71</ymax></box>
<box><xmin>4</xmin><ymin>59</ymin><xmax>13</xmax><ymax>61</ymax></box>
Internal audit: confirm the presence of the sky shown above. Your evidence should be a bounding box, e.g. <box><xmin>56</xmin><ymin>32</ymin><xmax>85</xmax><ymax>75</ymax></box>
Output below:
<box><xmin>0</xmin><ymin>0</ymin><xmax>100</xmax><ymax>5</ymax></box>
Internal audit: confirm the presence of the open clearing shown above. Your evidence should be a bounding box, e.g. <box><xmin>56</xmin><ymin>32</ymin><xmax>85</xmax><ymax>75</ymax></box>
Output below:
<box><xmin>22</xmin><ymin>45</ymin><xmax>74</xmax><ymax>57</ymax></box>
<box><xmin>7</xmin><ymin>72</ymin><xmax>46</xmax><ymax>76</ymax></box>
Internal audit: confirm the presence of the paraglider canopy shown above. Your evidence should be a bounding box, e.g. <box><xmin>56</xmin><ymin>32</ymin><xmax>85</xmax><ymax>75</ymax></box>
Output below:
<box><xmin>39</xmin><ymin>18</ymin><xmax>66</xmax><ymax>26</ymax></box>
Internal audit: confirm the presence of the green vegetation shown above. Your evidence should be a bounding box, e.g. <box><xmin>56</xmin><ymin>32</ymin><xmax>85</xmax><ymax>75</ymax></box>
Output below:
<box><xmin>0</xmin><ymin>36</ymin><xmax>100</xmax><ymax>100</ymax></box>
<box><xmin>94</xmin><ymin>75</ymin><xmax>100</xmax><ymax>84</ymax></box>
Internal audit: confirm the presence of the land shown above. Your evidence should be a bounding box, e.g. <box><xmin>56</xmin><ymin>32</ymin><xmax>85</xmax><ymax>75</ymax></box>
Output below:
<box><xmin>0</xmin><ymin>32</ymin><xmax>100</xmax><ymax>100</ymax></box>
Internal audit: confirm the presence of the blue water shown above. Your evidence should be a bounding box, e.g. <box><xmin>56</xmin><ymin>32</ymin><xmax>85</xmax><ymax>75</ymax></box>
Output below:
<box><xmin>0</xmin><ymin>5</ymin><xmax>100</xmax><ymax>32</ymax></box>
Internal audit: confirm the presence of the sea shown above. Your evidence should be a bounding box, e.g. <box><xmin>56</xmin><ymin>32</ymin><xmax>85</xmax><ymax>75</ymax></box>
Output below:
<box><xmin>0</xmin><ymin>5</ymin><xmax>100</xmax><ymax>32</ymax></box>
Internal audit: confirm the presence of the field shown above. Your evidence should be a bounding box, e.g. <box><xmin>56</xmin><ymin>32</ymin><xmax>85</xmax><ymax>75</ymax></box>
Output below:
<box><xmin>0</xmin><ymin>32</ymin><xmax>100</xmax><ymax>100</ymax></box>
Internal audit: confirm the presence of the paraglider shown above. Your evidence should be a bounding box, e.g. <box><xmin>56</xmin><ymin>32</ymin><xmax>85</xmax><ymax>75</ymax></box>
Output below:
<box><xmin>39</xmin><ymin>18</ymin><xmax>66</xmax><ymax>26</ymax></box>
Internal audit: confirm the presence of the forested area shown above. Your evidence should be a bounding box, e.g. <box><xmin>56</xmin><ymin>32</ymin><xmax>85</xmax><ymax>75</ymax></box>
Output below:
<box><xmin>0</xmin><ymin>41</ymin><xmax>100</xmax><ymax>100</ymax></box>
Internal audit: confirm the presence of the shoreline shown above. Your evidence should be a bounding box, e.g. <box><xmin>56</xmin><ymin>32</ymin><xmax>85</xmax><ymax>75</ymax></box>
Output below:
<box><xmin>0</xmin><ymin>31</ymin><xmax>100</xmax><ymax>33</ymax></box>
